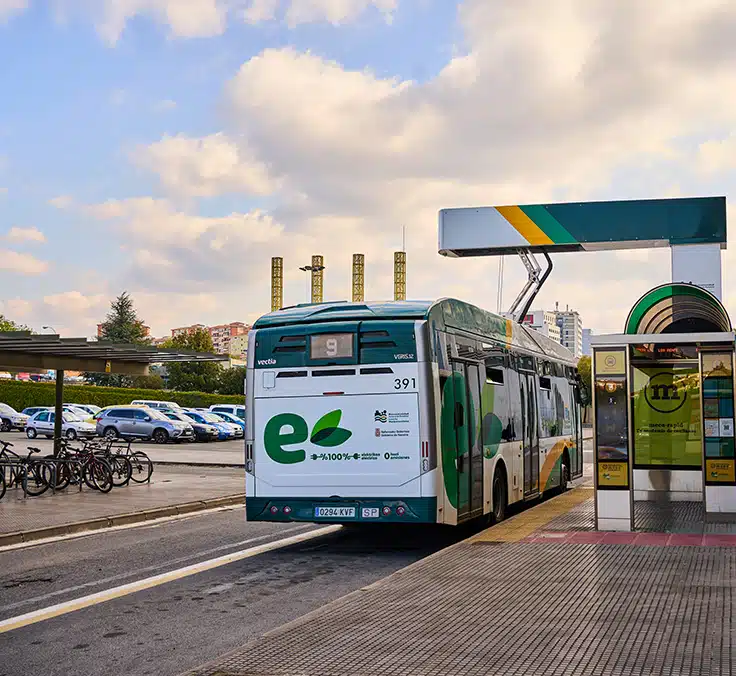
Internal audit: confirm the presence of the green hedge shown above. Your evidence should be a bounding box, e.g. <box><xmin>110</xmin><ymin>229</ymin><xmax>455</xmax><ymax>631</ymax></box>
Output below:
<box><xmin>0</xmin><ymin>380</ymin><xmax>243</xmax><ymax>412</ymax></box>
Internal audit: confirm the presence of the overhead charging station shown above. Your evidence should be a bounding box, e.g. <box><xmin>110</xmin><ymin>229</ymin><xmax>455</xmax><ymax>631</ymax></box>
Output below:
<box><xmin>438</xmin><ymin>196</ymin><xmax>732</xmax><ymax>531</ymax></box>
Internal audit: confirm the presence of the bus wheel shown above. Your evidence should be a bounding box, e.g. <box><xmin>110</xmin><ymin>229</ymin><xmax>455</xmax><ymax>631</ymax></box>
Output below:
<box><xmin>560</xmin><ymin>461</ymin><xmax>570</xmax><ymax>494</ymax></box>
<box><xmin>492</xmin><ymin>472</ymin><xmax>507</xmax><ymax>524</ymax></box>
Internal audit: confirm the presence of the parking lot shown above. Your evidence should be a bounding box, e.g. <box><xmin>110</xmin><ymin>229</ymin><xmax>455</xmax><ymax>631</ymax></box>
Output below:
<box><xmin>0</xmin><ymin>431</ymin><xmax>245</xmax><ymax>467</ymax></box>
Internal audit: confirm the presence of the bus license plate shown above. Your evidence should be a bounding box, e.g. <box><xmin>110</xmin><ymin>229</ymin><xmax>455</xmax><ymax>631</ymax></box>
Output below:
<box><xmin>314</xmin><ymin>507</ymin><xmax>355</xmax><ymax>518</ymax></box>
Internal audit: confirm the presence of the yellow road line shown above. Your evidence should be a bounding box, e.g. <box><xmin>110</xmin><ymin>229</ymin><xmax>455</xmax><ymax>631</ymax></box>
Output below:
<box><xmin>0</xmin><ymin>525</ymin><xmax>341</xmax><ymax>634</ymax></box>
<box><xmin>471</xmin><ymin>486</ymin><xmax>593</xmax><ymax>543</ymax></box>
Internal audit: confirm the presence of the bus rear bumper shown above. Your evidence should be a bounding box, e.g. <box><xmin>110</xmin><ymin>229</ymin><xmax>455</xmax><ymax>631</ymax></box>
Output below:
<box><xmin>246</xmin><ymin>497</ymin><xmax>437</xmax><ymax>524</ymax></box>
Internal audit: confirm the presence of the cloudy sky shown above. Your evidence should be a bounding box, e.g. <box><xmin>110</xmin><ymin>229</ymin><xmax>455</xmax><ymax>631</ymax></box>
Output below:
<box><xmin>1</xmin><ymin>0</ymin><xmax>736</xmax><ymax>338</ymax></box>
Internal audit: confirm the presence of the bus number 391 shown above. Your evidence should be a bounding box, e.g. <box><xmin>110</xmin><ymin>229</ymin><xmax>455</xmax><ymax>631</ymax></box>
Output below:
<box><xmin>394</xmin><ymin>378</ymin><xmax>417</xmax><ymax>390</ymax></box>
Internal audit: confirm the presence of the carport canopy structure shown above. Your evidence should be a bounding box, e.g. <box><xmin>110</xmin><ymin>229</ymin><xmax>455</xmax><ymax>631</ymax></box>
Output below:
<box><xmin>0</xmin><ymin>331</ymin><xmax>228</xmax><ymax>454</ymax></box>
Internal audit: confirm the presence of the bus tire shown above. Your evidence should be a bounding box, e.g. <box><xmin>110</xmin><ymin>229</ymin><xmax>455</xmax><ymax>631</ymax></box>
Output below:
<box><xmin>491</xmin><ymin>470</ymin><xmax>507</xmax><ymax>524</ymax></box>
<box><xmin>560</xmin><ymin>452</ymin><xmax>570</xmax><ymax>494</ymax></box>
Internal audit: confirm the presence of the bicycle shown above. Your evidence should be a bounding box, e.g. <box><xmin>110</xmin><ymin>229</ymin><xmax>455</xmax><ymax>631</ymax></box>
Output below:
<box><xmin>0</xmin><ymin>441</ymin><xmax>54</xmax><ymax>497</ymax></box>
<box><xmin>104</xmin><ymin>437</ymin><xmax>153</xmax><ymax>484</ymax></box>
<box><xmin>49</xmin><ymin>439</ymin><xmax>114</xmax><ymax>493</ymax></box>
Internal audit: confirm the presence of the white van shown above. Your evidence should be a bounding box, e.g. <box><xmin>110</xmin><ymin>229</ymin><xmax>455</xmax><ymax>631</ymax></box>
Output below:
<box><xmin>131</xmin><ymin>399</ymin><xmax>181</xmax><ymax>411</ymax></box>
<box><xmin>209</xmin><ymin>404</ymin><xmax>245</xmax><ymax>420</ymax></box>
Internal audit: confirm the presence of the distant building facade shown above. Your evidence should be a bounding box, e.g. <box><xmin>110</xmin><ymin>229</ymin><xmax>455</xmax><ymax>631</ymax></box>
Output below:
<box><xmin>555</xmin><ymin>304</ymin><xmax>584</xmax><ymax>359</ymax></box>
<box><xmin>521</xmin><ymin>310</ymin><xmax>562</xmax><ymax>343</ymax></box>
<box><xmin>209</xmin><ymin>322</ymin><xmax>250</xmax><ymax>355</ymax></box>
<box><xmin>171</xmin><ymin>324</ymin><xmax>206</xmax><ymax>338</ymax></box>
<box><xmin>170</xmin><ymin>322</ymin><xmax>250</xmax><ymax>356</ymax></box>
<box><xmin>582</xmin><ymin>328</ymin><xmax>593</xmax><ymax>357</ymax></box>
<box><xmin>510</xmin><ymin>304</ymin><xmax>584</xmax><ymax>359</ymax></box>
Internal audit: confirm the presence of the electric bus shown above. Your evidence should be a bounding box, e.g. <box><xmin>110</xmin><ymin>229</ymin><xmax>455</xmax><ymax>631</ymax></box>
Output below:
<box><xmin>245</xmin><ymin>299</ymin><xmax>583</xmax><ymax>526</ymax></box>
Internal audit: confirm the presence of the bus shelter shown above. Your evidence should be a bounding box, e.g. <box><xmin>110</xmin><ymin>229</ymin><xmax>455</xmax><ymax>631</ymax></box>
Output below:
<box><xmin>0</xmin><ymin>331</ymin><xmax>227</xmax><ymax>454</ymax></box>
<box><xmin>438</xmin><ymin>195</ymin><xmax>730</xmax><ymax>531</ymax></box>
<box><xmin>592</xmin><ymin>284</ymin><xmax>736</xmax><ymax>531</ymax></box>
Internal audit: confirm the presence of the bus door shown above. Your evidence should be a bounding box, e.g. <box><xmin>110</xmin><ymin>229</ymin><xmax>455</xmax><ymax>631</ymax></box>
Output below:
<box><xmin>452</xmin><ymin>361</ymin><xmax>484</xmax><ymax>520</ymax></box>
<box><xmin>520</xmin><ymin>371</ymin><xmax>540</xmax><ymax>498</ymax></box>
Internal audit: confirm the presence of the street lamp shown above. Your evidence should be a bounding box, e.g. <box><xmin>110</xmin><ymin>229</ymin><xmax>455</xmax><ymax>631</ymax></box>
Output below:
<box><xmin>42</xmin><ymin>326</ymin><xmax>57</xmax><ymax>334</ymax></box>
<box><xmin>299</xmin><ymin>264</ymin><xmax>325</xmax><ymax>303</ymax></box>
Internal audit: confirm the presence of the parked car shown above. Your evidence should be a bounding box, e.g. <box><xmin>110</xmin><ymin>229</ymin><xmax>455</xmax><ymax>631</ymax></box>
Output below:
<box><xmin>130</xmin><ymin>399</ymin><xmax>182</xmax><ymax>411</ymax></box>
<box><xmin>209</xmin><ymin>404</ymin><xmax>245</xmax><ymax>420</ymax></box>
<box><xmin>0</xmin><ymin>403</ymin><xmax>29</xmax><ymax>432</ymax></box>
<box><xmin>96</xmin><ymin>406</ymin><xmax>194</xmax><ymax>443</ymax></box>
<box><xmin>26</xmin><ymin>410</ymin><xmax>97</xmax><ymax>440</ymax></box>
<box><xmin>164</xmin><ymin>411</ymin><xmax>219</xmax><ymax>442</ymax></box>
<box><xmin>65</xmin><ymin>403</ymin><xmax>102</xmax><ymax>416</ymax></box>
<box><xmin>209</xmin><ymin>411</ymin><xmax>246</xmax><ymax>436</ymax></box>
<box><xmin>62</xmin><ymin>404</ymin><xmax>91</xmax><ymax>419</ymax></box>
<box><xmin>182</xmin><ymin>409</ymin><xmax>237</xmax><ymax>440</ymax></box>
<box><xmin>21</xmin><ymin>406</ymin><xmax>51</xmax><ymax>418</ymax></box>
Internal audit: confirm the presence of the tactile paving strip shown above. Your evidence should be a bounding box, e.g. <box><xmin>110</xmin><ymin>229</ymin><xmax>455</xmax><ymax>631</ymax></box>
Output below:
<box><xmin>186</xmin><ymin>541</ymin><xmax>735</xmax><ymax>676</ymax></box>
<box><xmin>539</xmin><ymin>498</ymin><xmax>595</xmax><ymax>532</ymax></box>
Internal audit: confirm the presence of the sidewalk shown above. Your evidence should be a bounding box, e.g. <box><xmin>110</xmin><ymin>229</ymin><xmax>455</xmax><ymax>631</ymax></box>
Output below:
<box><xmin>0</xmin><ymin>465</ymin><xmax>244</xmax><ymax>546</ymax></box>
<box><xmin>186</xmin><ymin>486</ymin><xmax>736</xmax><ymax>676</ymax></box>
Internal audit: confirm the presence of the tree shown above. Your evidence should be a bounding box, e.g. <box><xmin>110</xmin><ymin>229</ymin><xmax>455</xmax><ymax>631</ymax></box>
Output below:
<box><xmin>97</xmin><ymin>292</ymin><xmax>150</xmax><ymax>345</ymax></box>
<box><xmin>0</xmin><ymin>314</ymin><xmax>29</xmax><ymax>332</ymax></box>
<box><xmin>164</xmin><ymin>327</ymin><xmax>222</xmax><ymax>393</ymax></box>
<box><xmin>218</xmin><ymin>366</ymin><xmax>246</xmax><ymax>395</ymax></box>
<box><xmin>577</xmin><ymin>355</ymin><xmax>592</xmax><ymax>406</ymax></box>
<box><xmin>130</xmin><ymin>374</ymin><xmax>165</xmax><ymax>390</ymax></box>
<box><xmin>87</xmin><ymin>292</ymin><xmax>150</xmax><ymax>387</ymax></box>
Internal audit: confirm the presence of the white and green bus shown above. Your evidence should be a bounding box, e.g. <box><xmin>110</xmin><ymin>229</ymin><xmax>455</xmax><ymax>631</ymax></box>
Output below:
<box><xmin>245</xmin><ymin>299</ymin><xmax>583</xmax><ymax>526</ymax></box>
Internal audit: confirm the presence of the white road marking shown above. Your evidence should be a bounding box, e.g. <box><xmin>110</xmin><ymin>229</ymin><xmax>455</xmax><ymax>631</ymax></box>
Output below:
<box><xmin>0</xmin><ymin>504</ymin><xmax>243</xmax><ymax>553</ymax></box>
<box><xmin>0</xmin><ymin>524</ymin><xmax>315</xmax><ymax>615</ymax></box>
<box><xmin>0</xmin><ymin>524</ymin><xmax>342</xmax><ymax>634</ymax></box>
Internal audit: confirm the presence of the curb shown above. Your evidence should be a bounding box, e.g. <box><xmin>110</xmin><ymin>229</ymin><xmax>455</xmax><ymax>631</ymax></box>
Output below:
<box><xmin>0</xmin><ymin>493</ymin><xmax>245</xmax><ymax>548</ymax></box>
<box><xmin>154</xmin><ymin>461</ymin><xmax>245</xmax><ymax>469</ymax></box>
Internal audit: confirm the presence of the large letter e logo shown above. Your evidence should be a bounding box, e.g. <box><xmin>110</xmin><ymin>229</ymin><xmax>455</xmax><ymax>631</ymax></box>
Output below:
<box><xmin>264</xmin><ymin>413</ymin><xmax>308</xmax><ymax>464</ymax></box>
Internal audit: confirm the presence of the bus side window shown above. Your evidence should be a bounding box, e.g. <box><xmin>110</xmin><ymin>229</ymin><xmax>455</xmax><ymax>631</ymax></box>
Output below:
<box><xmin>506</xmin><ymin>368</ymin><xmax>523</xmax><ymax>442</ymax></box>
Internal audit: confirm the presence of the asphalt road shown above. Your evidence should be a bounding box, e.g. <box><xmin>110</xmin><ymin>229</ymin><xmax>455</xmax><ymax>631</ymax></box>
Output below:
<box><xmin>0</xmin><ymin>508</ymin><xmax>472</xmax><ymax>676</ymax></box>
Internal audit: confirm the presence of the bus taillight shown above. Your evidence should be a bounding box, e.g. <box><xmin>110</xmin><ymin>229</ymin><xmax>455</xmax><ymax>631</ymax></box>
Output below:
<box><xmin>396</xmin><ymin>506</ymin><xmax>406</xmax><ymax>516</ymax></box>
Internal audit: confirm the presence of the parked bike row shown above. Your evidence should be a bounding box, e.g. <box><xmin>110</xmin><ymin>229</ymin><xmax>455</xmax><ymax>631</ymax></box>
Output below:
<box><xmin>0</xmin><ymin>437</ymin><xmax>153</xmax><ymax>501</ymax></box>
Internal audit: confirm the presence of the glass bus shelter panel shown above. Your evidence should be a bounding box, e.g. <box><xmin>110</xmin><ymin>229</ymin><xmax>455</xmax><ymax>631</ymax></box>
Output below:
<box><xmin>631</xmin><ymin>364</ymin><xmax>702</xmax><ymax>470</ymax></box>
<box><xmin>593</xmin><ymin>347</ymin><xmax>632</xmax><ymax>531</ymax></box>
<box><xmin>702</xmin><ymin>352</ymin><xmax>736</xmax><ymax>487</ymax></box>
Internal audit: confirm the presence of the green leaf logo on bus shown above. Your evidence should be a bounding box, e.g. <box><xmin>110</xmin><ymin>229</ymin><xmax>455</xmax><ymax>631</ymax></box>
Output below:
<box><xmin>264</xmin><ymin>410</ymin><xmax>352</xmax><ymax>464</ymax></box>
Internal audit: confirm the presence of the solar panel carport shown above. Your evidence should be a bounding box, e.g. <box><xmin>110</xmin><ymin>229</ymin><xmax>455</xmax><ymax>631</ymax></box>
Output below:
<box><xmin>0</xmin><ymin>331</ymin><xmax>228</xmax><ymax>454</ymax></box>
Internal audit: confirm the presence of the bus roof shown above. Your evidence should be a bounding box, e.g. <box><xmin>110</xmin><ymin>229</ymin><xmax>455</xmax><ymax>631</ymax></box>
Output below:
<box><xmin>253</xmin><ymin>300</ymin><xmax>434</xmax><ymax>328</ymax></box>
<box><xmin>253</xmin><ymin>299</ymin><xmax>576</xmax><ymax>366</ymax></box>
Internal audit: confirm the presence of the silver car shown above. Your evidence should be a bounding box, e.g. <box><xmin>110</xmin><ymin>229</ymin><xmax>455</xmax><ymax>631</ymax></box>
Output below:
<box><xmin>95</xmin><ymin>406</ymin><xmax>194</xmax><ymax>444</ymax></box>
<box><xmin>0</xmin><ymin>403</ymin><xmax>29</xmax><ymax>432</ymax></box>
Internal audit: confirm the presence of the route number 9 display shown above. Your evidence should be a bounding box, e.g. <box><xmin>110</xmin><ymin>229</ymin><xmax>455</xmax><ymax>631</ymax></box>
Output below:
<box><xmin>311</xmin><ymin>333</ymin><xmax>353</xmax><ymax>359</ymax></box>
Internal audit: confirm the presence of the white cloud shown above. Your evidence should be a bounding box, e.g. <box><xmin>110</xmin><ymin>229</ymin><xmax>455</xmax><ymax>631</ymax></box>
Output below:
<box><xmin>205</xmin><ymin>0</ymin><xmax>736</xmax><ymax>330</ymax></box>
<box><xmin>283</xmin><ymin>0</ymin><xmax>396</xmax><ymax>26</ymax></box>
<box><xmin>6</xmin><ymin>227</ymin><xmax>47</xmax><ymax>244</ymax></box>
<box><xmin>61</xmin><ymin>0</ymin><xmax>397</xmax><ymax>42</ymax></box>
<box><xmin>0</xmin><ymin>250</ymin><xmax>48</xmax><ymax>275</ymax></box>
<box><xmin>0</xmin><ymin>0</ymin><xmax>27</xmax><ymax>23</ymax></box>
<box><xmin>132</xmin><ymin>133</ymin><xmax>277</xmax><ymax>198</ymax></box>
<box><xmin>242</xmin><ymin>0</ymin><xmax>278</xmax><ymax>23</ymax></box>
<box><xmin>697</xmin><ymin>134</ymin><xmax>736</xmax><ymax>174</ymax></box>
<box><xmin>37</xmin><ymin>1</ymin><xmax>736</xmax><ymax>336</ymax></box>
<box><xmin>60</xmin><ymin>0</ymin><xmax>228</xmax><ymax>45</ymax></box>
<box><xmin>0</xmin><ymin>298</ymin><xmax>32</xmax><ymax>320</ymax></box>
<box><xmin>49</xmin><ymin>195</ymin><xmax>74</xmax><ymax>209</ymax></box>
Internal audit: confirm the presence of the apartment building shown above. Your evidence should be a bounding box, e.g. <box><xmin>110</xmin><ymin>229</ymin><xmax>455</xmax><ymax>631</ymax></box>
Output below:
<box><xmin>208</xmin><ymin>322</ymin><xmax>249</xmax><ymax>355</ymax></box>
<box><xmin>171</xmin><ymin>324</ymin><xmax>206</xmax><ymax>338</ymax></box>
<box><xmin>521</xmin><ymin>310</ymin><xmax>562</xmax><ymax>343</ymax></box>
<box><xmin>554</xmin><ymin>304</ymin><xmax>584</xmax><ymax>359</ymax></box>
